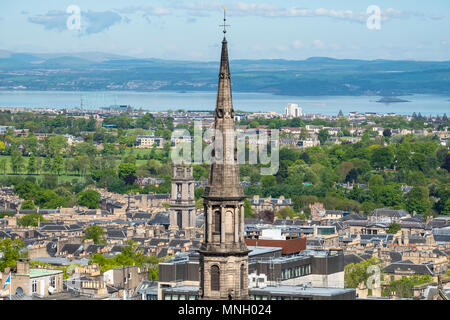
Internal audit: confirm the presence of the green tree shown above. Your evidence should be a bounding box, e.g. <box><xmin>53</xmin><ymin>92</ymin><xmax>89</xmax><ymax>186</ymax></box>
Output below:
<box><xmin>244</xmin><ymin>199</ymin><xmax>254</xmax><ymax>218</ymax></box>
<box><xmin>0</xmin><ymin>158</ymin><xmax>7</xmax><ymax>175</ymax></box>
<box><xmin>52</xmin><ymin>154</ymin><xmax>65</xmax><ymax>175</ymax></box>
<box><xmin>371</xmin><ymin>147</ymin><xmax>394</xmax><ymax>169</ymax></box>
<box><xmin>17</xmin><ymin>213</ymin><xmax>47</xmax><ymax>227</ymax></box>
<box><xmin>261</xmin><ymin>175</ymin><xmax>277</xmax><ymax>190</ymax></box>
<box><xmin>83</xmin><ymin>225</ymin><xmax>106</xmax><ymax>244</ymax></box>
<box><xmin>387</xmin><ymin>222</ymin><xmax>401</xmax><ymax>234</ymax></box>
<box><xmin>0</xmin><ymin>238</ymin><xmax>27</xmax><ymax>272</ymax></box>
<box><xmin>20</xmin><ymin>200</ymin><xmax>35</xmax><ymax>210</ymax></box>
<box><xmin>318</xmin><ymin>129</ymin><xmax>329</xmax><ymax>145</ymax></box>
<box><xmin>10</xmin><ymin>149</ymin><xmax>24</xmax><ymax>174</ymax></box>
<box><xmin>27</xmin><ymin>154</ymin><xmax>36</xmax><ymax>174</ymax></box>
<box><xmin>404</xmin><ymin>186</ymin><xmax>431</xmax><ymax>215</ymax></box>
<box><xmin>77</xmin><ymin>190</ymin><xmax>101</xmax><ymax>209</ymax></box>
<box><xmin>118</xmin><ymin>162</ymin><xmax>137</xmax><ymax>185</ymax></box>
<box><xmin>344</xmin><ymin>257</ymin><xmax>382</xmax><ymax>289</ymax></box>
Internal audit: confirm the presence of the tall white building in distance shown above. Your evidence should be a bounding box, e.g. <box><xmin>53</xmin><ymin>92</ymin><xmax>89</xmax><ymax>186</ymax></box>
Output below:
<box><xmin>285</xmin><ymin>103</ymin><xmax>302</xmax><ymax>118</ymax></box>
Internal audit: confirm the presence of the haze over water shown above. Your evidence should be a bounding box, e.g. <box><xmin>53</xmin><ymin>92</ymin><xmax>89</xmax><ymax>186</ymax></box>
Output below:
<box><xmin>0</xmin><ymin>90</ymin><xmax>449</xmax><ymax>116</ymax></box>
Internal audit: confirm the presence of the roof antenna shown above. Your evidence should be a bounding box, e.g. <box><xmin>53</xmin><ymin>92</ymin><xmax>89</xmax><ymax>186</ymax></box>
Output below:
<box><xmin>220</xmin><ymin>6</ymin><xmax>230</xmax><ymax>35</ymax></box>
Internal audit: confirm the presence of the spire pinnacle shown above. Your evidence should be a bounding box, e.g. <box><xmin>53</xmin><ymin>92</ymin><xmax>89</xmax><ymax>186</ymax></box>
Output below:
<box><xmin>219</xmin><ymin>6</ymin><xmax>230</xmax><ymax>35</ymax></box>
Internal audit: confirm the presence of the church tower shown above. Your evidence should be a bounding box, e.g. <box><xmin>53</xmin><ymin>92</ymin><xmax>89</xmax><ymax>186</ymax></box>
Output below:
<box><xmin>198</xmin><ymin>13</ymin><xmax>249</xmax><ymax>300</ymax></box>
<box><xmin>169</xmin><ymin>164</ymin><xmax>196</xmax><ymax>230</ymax></box>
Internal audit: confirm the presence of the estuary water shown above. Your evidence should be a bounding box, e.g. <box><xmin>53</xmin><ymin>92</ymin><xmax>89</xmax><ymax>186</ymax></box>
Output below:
<box><xmin>0</xmin><ymin>90</ymin><xmax>449</xmax><ymax>116</ymax></box>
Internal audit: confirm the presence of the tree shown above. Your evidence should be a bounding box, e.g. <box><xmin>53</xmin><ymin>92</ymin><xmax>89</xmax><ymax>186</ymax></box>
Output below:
<box><xmin>344</xmin><ymin>257</ymin><xmax>382</xmax><ymax>289</ymax></box>
<box><xmin>83</xmin><ymin>225</ymin><xmax>106</xmax><ymax>244</ymax></box>
<box><xmin>382</xmin><ymin>275</ymin><xmax>432</xmax><ymax>298</ymax></box>
<box><xmin>77</xmin><ymin>190</ymin><xmax>101</xmax><ymax>209</ymax></box>
<box><xmin>244</xmin><ymin>199</ymin><xmax>254</xmax><ymax>218</ymax></box>
<box><xmin>261</xmin><ymin>175</ymin><xmax>277</xmax><ymax>190</ymax></box>
<box><xmin>10</xmin><ymin>149</ymin><xmax>24</xmax><ymax>174</ymax></box>
<box><xmin>404</xmin><ymin>186</ymin><xmax>431</xmax><ymax>215</ymax></box>
<box><xmin>0</xmin><ymin>158</ymin><xmax>7</xmax><ymax>175</ymax></box>
<box><xmin>17</xmin><ymin>213</ymin><xmax>47</xmax><ymax>227</ymax></box>
<box><xmin>0</xmin><ymin>238</ymin><xmax>27</xmax><ymax>272</ymax></box>
<box><xmin>382</xmin><ymin>128</ymin><xmax>392</xmax><ymax>137</ymax></box>
<box><xmin>371</xmin><ymin>147</ymin><xmax>394</xmax><ymax>169</ymax></box>
<box><xmin>20</xmin><ymin>200</ymin><xmax>35</xmax><ymax>210</ymax></box>
<box><xmin>276</xmin><ymin>207</ymin><xmax>295</xmax><ymax>219</ymax></box>
<box><xmin>43</xmin><ymin>157</ymin><xmax>52</xmax><ymax>173</ymax></box>
<box><xmin>52</xmin><ymin>154</ymin><xmax>65</xmax><ymax>175</ymax></box>
<box><xmin>345</xmin><ymin>168</ymin><xmax>359</xmax><ymax>183</ymax></box>
<box><xmin>118</xmin><ymin>162</ymin><xmax>136</xmax><ymax>184</ymax></box>
<box><xmin>387</xmin><ymin>222</ymin><xmax>401</xmax><ymax>234</ymax></box>
<box><xmin>318</xmin><ymin>129</ymin><xmax>329</xmax><ymax>145</ymax></box>
<box><xmin>27</xmin><ymin>154</ymin><xmax>37</xmax><ymax>174</ymax></box>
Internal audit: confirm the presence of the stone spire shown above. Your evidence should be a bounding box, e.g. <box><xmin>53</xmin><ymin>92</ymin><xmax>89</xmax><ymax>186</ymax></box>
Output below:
<box><xmin>204</xmin><ymin>35</ymin><xmax>243</xmax><ymax>200</ymax></box>
<box><xmin>199</xmin><ymin>19</ymin><xmax>249</xmax><ymax>300</ymax></box>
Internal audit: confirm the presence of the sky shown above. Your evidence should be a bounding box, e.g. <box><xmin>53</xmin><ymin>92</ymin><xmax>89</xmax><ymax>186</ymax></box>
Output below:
<box><xmin>0</xmin><ymin>0</ymin><xmax>449</xmax><ymax>61</ymax></box>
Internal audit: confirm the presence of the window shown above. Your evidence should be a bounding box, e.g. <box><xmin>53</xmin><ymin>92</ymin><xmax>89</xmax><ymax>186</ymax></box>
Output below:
<box><xmin>50</xmin><ymin>276</ymin><xmax>56</xmax><ymax>288</ymax></box>
<box><xmin>164</xmin><ymin>294</ymin><xmax>172</xmax><ymax>300</ymax></box>
<box><xmin>211</xmin><ymin>265</ymin><xmax>220</xmax><ymax>291</ymax></box>
<box><xmin>32</xmin><ymin>280</ymin><xmax>37</xmax><ymax>293</ymax></box>
<box><xmin>189</xmin><ymin>295</ymin><xmax>196</xmax><ymax>300</ymax></box>
<box><xmin>214</xmin><ymin>211</ymin><xmax>221</xmax><ymax>233</ymax></box>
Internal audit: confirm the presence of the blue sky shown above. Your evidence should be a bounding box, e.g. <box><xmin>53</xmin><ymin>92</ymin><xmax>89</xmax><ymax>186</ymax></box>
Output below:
<box><xmin>0</xmin><ymin>0</ymin><xmax>449</xmax><ymax>61</ymax></box>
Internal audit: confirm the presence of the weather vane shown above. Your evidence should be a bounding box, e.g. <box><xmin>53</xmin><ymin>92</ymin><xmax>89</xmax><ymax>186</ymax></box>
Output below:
<box><xmin>220</xmin><ymin>5</ymin><xmax>230</xmax><ymax>34</ymax></box>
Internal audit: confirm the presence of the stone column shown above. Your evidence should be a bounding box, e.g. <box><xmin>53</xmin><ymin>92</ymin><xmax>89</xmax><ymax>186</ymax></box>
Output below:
<box><xmin>240</xmin><ymin>204</ymin><xmax>245</xmax><ymax>241</ymax></box>
<box><xmin>221</xmin><ymin>205</ymin><xmax>225</xmax><ymax>244</ymax></box>
<box><xmin>207</xmin><ymin>206</ymin><xmax>212</xmax><ymax>243</ymax></box>
<box><xmin>234</xmin><ymin>206</ymin><xmax>239</xmax><ymax>243</ymax></box>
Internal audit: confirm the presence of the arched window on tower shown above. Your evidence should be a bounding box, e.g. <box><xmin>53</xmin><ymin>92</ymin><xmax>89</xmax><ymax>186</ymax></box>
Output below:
<box><xmin>214</xmin><ymin>210</ymin><xmax>221</xmax><ymax>233</ymax></box>
<box><xmin>211</xmin><ymin>265</ymin><xmax>220</xmax><ymax>291</ymax></box>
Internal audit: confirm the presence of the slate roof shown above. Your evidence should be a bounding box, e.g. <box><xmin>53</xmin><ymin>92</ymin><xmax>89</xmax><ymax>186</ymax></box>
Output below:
<box><xmin>148</xmin><ymin>212</ymin><xmax>170</xmax><ymax>226</ymax></box>
<box><xmin>149</xmin><ymin>238</ymin><xmax>169</xmax><ymax>246</ymax></box>
<box><xmin>106</xmin><ymin>229</ymin><xmax>127</xmax><ymax>239</ymax></box>
<box><xmin>168</xmin><ymin>239</ymin><xmax>191</xmax><ymax>247</ymax></box>
<box><xmin>85</xmin><ymin>244</ymin><xmax>106</xmax><ymax>254</ymax></box>
<box><xmin>384</xmin><ymin>261</ymin><xmax>434</xmax><ymax>275</ymax></box>
<box><xmin>158</xmin><ymin>248</ymin><xmax>168</xmax><ymax>258</ymax></box>
<box><xmin>59</xmin><ymin>243</ymin><xmax>83</xmax><ymax>255</ymax></box>
<box><xmin>389</xmin><ymin>251</ymin><xmax>403</xmax><ymax>262</ymax></box>
<box><xmin>343</xmin><ymin>254</ymin><xmax>364</xmax><ymax>266</ymax></box>
<box><xmin>341</xmin><ymin>214</ymin><xmax>367</xmax><ymax>221</ymax></box>
<box><xmin>369</xmin><ymin>208</ymin><xmax>408</xmax><ymax>218</ymax></box>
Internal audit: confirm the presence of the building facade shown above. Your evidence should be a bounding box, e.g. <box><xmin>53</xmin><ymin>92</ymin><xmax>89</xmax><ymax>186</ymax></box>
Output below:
<box><xmin>169</xmin><ymin>164</ymin><xmax>196</xmax><ymax>230</ymax></box>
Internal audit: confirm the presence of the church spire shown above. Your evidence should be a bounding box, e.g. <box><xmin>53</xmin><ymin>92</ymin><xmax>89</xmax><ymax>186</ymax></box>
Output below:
<box><xmin>199</xmin><ymin>13</ymin><xmax>249</xmax><ymax>301</ymax></box>
<box><xmin>204</xmin><ymin>12</ymin><xmax>243</xmax><ymax>200</ymax></box>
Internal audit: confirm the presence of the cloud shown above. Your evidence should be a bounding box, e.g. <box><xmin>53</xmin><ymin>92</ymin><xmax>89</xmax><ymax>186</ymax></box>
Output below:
<box><xmin>312</xmin><ymin>40</ymin><xmax>326</xmax><ymax>49</ymax></box>
<box><xmin>171</xmin><ymin>2</ymin><xmax>441</xmax><ymax>23</ymax></box>
<box><xmin>116</xmin><ymin>6</ymin><xmax>171</xmax><ymax>16</ymax></box>
<box><xmin>291</xmin><ymin>40</ymin><xmax>304</xmax><ymax>49</ymax></box>
<box><xmin>83</xmin><ymin>11</ymin><xmax>123</xmax><ymax>34</ymax></box>
<box><xmin>28</xmin><ymin>10</ymin><xmax>68</xmax><ymax>32</ymax></box>
<box><xmin>28</xmin><ymin>10</ymin><xmax>123</xmax><ymax>35</ymax></box>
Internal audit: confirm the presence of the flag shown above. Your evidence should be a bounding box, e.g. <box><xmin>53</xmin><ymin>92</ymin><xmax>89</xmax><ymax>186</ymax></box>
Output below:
<box><xmin>2</xmin><ymin>273</ymin><xmax>11</xmax><ymax>290</ymax></box>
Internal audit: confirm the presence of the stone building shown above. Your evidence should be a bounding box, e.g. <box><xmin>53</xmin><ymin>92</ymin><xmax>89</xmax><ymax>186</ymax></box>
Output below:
<box><xmin>169</xmin><ymin>164</ymin><xmax>196</xmax><ymax>230</ymax></box>
<box><xmin>198</xmin><ymin>26</ymin><xmax>249</xmax><ymax>300</ymax></box>
<box><xmin>0</xmin><ymin>258</ymin><xmax>63</xmax><ymax>298</ymax></box>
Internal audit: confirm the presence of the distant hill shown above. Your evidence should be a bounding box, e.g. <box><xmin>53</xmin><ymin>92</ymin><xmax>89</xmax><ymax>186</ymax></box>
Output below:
<box><xmin>0</xmin><ymin>51</ymin><xmax>449</xmax><ymax>96</ymax></box>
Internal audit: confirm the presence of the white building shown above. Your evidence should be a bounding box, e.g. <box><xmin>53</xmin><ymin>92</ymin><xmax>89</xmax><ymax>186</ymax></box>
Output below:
<box><xmin>285</xmin><ymin>104</ymin><xmax>302</xmax><ymax>118</ymax></box>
